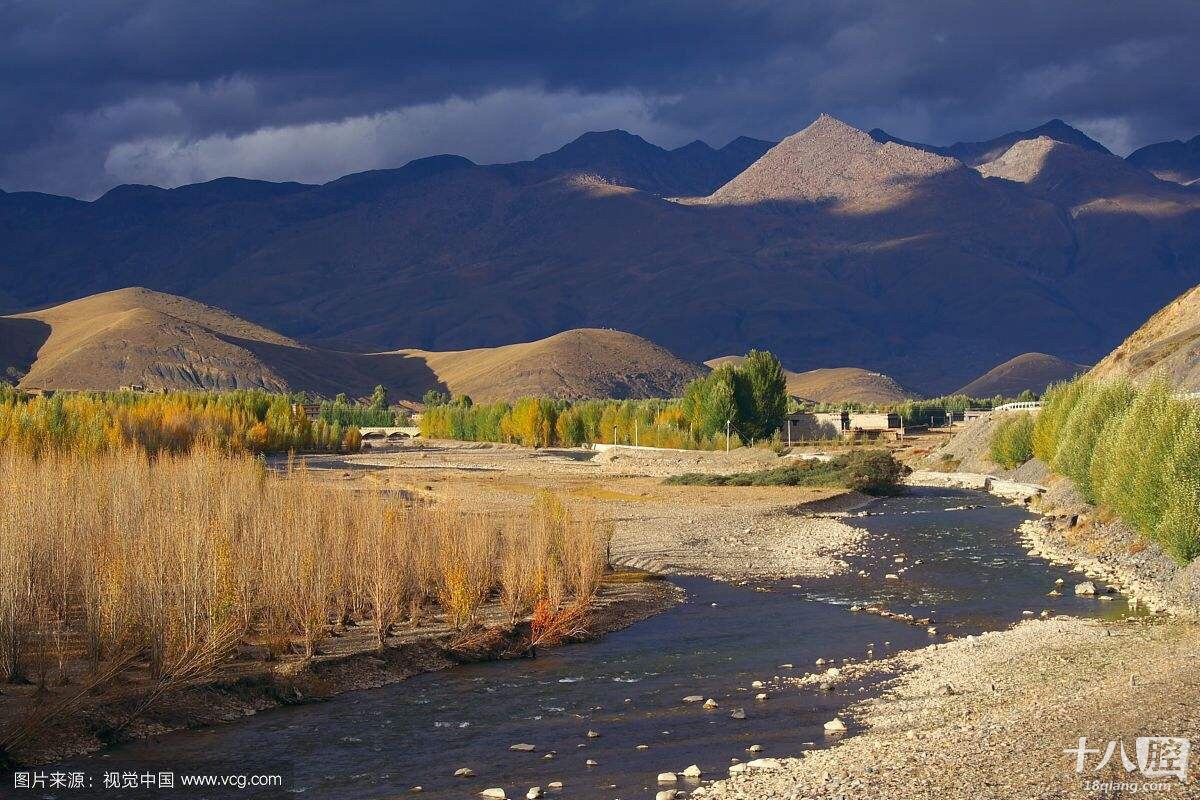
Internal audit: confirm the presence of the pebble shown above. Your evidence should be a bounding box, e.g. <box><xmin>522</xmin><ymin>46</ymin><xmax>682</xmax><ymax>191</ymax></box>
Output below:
<box><xmin>585</xmin><ymin>759</ymin><xmax>598</xmax><ymax>767</ymax></box>
<box><xmin>409</xmin><ymin>788</ymin><xmax>422</xmax><ymax>793</ymax></box>
<box><xmin>748</xmin><ymin>744</ymin><xmax>763</xmax><ymax>753</ymax></box>
<box><xmin>586</xmin><ymin>730</ymin><xmax>600</xmax><ymax>738</ymax></box>
<box><xmin>755</xmin><ymin>692</ymin><xmax>768</xmax><ymax>700</ymax></box>
<box><xmin>636</xmin><ymin>744</ymin><xmax>650</xmax><ymax>750</ymax></box>
<box><xmin>548</xmin><ymin>782</ymin><xmax>563</xmax><ymax>790</ymax></box>
<box><xmin>751</xmin><ymin>680</ymin><xmax>764</xmax><ymax>688</ymax></box>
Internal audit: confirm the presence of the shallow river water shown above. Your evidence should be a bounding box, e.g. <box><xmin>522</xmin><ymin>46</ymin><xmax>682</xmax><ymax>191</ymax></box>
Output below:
<box><xmin>56</xmin><ymin>487</ymin><xmax>1134</xmax><ymax>799</ymax></box>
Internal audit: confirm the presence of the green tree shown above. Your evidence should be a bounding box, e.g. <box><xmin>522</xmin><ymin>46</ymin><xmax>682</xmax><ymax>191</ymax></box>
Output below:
<box><xmin>699</xmin><ymin>366</ymin><xmax>739</xmax><ymax>440</ymax></box>
<box><xmin>369</xmin><ymin>385</ymin><xmax>388</xmax><ymax>410</ymax></box>
<box><xmin>733</xmin><ymin>350</ymin><xmax>788</xmax><ymax>442</ymax></box>
<box><xmin>422</xmin><ymin>389</ymin><xmax>450</xmax><ymax>407</ymax></box>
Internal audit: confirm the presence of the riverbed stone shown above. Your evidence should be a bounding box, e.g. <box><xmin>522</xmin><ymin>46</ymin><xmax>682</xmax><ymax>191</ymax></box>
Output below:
<box><xmin>658</xmin><ymin>772</ymin><xmax>678</xmax><ymax>782</ymax></box>
<box><xmin>526</xmin><ymin>788</ymin><xmax>543</xmax><ymax>800</ymax></box>
<box><xmin>586</xmin><ymin>729</ymin><xmax>600</xmax><ymax>738</ymax></box>
<box><xmin>751</xmin><ymin>680</ymin><xmax>764</xmax><ymax>688</ymax></box>
<box><xmin>824</xmin><ymin>717</ymin><xmax>848</xmax><ymax>732</ymax></box>
<box><xmin>510</xmin><ymin>743</ymin><xmax>536</xmax><ymax>752</ymax></box>
<box><xmin>1075</xmin><ymin>581</ymin><xmax>1097</xmax><ymax>596</ymax></box>
<box><xmin>585</xmin><ymin>759</ymin><xmax>598</xmax><ymax>767</ymax></box>
<box><xmin>480</xmin><ymin>790</ymin><xmax>505</xmax><ymax>799</ymax></box>
<box><xmin>547</xmin><ymin>782</ymin><xmax>563</xmax><ymax>789</ymax></box>
<box><xmin>682</xmin><ymin>695</ymin><xmax>704</xmax><ymax>703</ymax></box>
<box><xmin>702</xmin><ymin>698</ymin><xmax>718</xmax><ymax>708</ymax></box>
<box><xmin>755</xmin><ymin>692</ymin><xmax>768</xmax><ymax>700</ymax></box>
<box><xmin>454</xmin><ymin>768</ymin><xmax>475</xmax><ymax>777</ymax></box>
<box><xmin>682</xmin><ymin>765</ymin><xmax>702</xmax><ymax>777</ymax></box>
<box><xmin>656</xmin><ymin>791</ymin><xmax>676</xmax><ymax>800</ymax></box>
<box><xmin>729</xmin><ymin>707</ymin><xmax>746</xmax><ymax>719</ymax></box>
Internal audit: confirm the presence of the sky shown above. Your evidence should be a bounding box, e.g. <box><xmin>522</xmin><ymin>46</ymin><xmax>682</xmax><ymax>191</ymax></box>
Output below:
<box><xmin>3</xmin><ymin>1</ymin><xmax>1200</xmax><ymax>199</ymax></box>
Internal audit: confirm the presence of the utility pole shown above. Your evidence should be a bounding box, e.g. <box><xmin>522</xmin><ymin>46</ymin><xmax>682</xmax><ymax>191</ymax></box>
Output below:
<box><xmin>634</xmin><ymin>420</ymin><xmax>638</xmax><ymax>447</ymax></box>
<box><xmin>786</xmin><ymin>418</ymin><xmax>792</xmax><ymax>447</ymax></box>
<box><xmin>613</xmin><ymin>425</ymin><xmax>618</xmax><ymax>446</ymax></box>
<box><xmin>725</xmin><ymin>419</ymin><xmax>731</xmax><ymax>452</ymax></box>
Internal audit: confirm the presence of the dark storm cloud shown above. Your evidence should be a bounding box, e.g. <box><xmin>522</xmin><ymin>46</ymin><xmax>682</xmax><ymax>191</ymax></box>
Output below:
<box><xmin>3</xmin><ymin>0</ymin><xmax>1199</xmax><ymax>198</ymax></box>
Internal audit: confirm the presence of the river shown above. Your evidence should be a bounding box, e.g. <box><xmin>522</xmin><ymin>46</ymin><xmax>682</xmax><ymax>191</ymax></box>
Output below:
<box><xmin>54</xmin><ymin>487</ymin><xmax>1134</xmax><ymax>799</ymax></box>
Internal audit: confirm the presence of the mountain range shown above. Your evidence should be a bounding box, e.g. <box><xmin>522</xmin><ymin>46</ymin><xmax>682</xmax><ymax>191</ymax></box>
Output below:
<box><xmin>2</xmin><ymin>114</ymin><xmax>1200</xmax><ymax>393</ymax></box>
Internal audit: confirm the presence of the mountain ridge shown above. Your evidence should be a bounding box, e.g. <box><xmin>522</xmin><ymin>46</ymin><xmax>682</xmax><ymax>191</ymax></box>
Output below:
<box><xmin>2</xmin><ymin>114</ymin><xmax>1200</xmax><ymax>393</ymax></box>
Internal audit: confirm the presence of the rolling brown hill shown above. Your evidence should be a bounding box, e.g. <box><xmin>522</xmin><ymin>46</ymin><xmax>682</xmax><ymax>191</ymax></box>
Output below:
<box><xmin>3</xmin><ymin>115</ymin><xmax>1200</xmax><ymax>393</ymax></box>
<box><xmin>397</xmin><ymin>329</ymin><xmax>706</xmax><ymax>402</ymax></box>
<box><xmin>0</xmin><ymin>287</ymin><xmax>443</xmax><ymax>397</ymax></box>
<box><xmin>1090</xmin><ymin>283</ymin><xmax>1200</xmax><ymax>390</ymax></box>
<box><xmin>704</xmin><ymin>356</ymin><xmax>917</xmax><ymax>404</ymax></box>
<box><xmin>0</xmin><ymin>289</ymin><xmax>702</xmax><ymax>402</ymax></box>
<box><xmin>954</xmin><ymin>352</ymin><xmax>1086</xmax><ymax>397</ymax></box>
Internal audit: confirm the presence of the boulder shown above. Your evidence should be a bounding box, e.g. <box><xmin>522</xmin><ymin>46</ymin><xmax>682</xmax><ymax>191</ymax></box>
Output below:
<box><xmin>480</xmin><ymin>790</ymin><xmax>506</xmax><ymax>799</ymax></box>
<box><xmin>729</xmin><ymin>708</ymin><xmax>746</xmax><ymax>720</ymax></box>
<box><xmin>682</xmin><ymin>695</ymin><xmax>704</xmax><ymax>703</ymax></box>
<box><xmin>755</xmin><ymin>692</ymin><xmax>768</xmax><ymax>701</ymax></box>
<box><xmin>682</xmin><ymin>765</ymin><xmax>702</xmax><ymax>778</ymax></box>
<box><xmin>1075</xmin><ymin>581</ymin><xmax>1097</xmax><ymax>596</ymax></box>
<box><xmin>656</xmin><ymin>791</ymin><xmax>676</xmax><ymax>800</ymax></box>
<box><xmin>510</xmin><ymin>743</ymin><xmax>536</xmax><ymax>752</ymax></box>
<box><xmin>454</xmin><ymin>768</ymin><xmax>475</xmax><ymax>778</ymax></box>
<box><xmin>824</xmin><ymin>717</ymin><xmax>848</xmax><ymax>733</ymax></box>
<box><xmin>702</xmin><ymin>698</ymin><xmax>719</xmax><ymax>709</ymax></box>
<box><xmin>746</xmin><ymin>758</ymin><xmax>783</xmax><ymax>771</ymax></box>
<box><xmin>658</xmin><ymin>772</ymin><xmax>678</xmax><ymax>783</ymax></box>
<box><xmin>526</xmin><ymin>789</ymin><xmax>543</xmax><ymax>800</ymax></box>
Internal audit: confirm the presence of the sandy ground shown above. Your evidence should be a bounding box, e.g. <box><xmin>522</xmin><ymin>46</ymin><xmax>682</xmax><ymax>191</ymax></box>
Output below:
<box><xmin>339</xmin><ymin>440</ymin><xmax>870</xmax><ymax>580</ymax></box>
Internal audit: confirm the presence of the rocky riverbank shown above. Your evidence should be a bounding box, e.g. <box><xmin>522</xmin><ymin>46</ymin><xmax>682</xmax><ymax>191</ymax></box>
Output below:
<box><xmin>701</xmin><ymin>615</ymin><xmax>1199</xmax><ymax>799</ymax></box>
<box><xmin>690</xmin><ymin>462</ymin><xmax>1200</xmax><ymax>798</ymax></box>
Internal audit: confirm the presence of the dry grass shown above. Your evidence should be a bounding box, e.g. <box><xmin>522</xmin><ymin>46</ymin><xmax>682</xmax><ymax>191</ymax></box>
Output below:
<box><xmin>0</xmin><ymin>447</ymin><xmax>609</xmax><ymax>763</ymax></box>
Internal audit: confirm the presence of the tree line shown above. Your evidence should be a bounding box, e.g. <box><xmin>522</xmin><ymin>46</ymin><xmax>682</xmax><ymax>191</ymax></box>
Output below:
<box><xmin>420</xmin><ymin>350</ymin><xmax>789</xmax><ymax>448</ymax></box>
<box><xmin>990</xmin><ymin>377</ymin><xmax>1199</xmax><ymax>564</ymax></box>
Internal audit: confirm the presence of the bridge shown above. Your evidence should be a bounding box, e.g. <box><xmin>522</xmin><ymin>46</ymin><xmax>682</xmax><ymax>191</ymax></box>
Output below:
<box><xmin>358</xmin><ymin>426</ymin><xmax>421</xmax><ymax>439</ymax></box>
<box><xmin>993</xmin><ymin>401</ymin><xmax>1042</xmax><ymax>412</ymax></box>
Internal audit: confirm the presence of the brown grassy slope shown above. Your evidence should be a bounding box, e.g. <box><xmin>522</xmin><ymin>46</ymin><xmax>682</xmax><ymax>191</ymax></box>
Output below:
<box><xmin>704</xmin><ymin>356</ymin><xmax>917</xmax><ymax>404</ymax></box>
<box><xmin>1090</xmin><ymin>283</ymin><xmax>1200</xmax><ymax>390</ymax></box>
<box><xmin>1</xmin><ymin>289</ymin><xmax>704</xmax><ymax>401</ymax></box>
<box><xmin>954</xmin><ymin>352</ymin><xmax>1086</xmax><ymax>397</ymax></box>
<box><xmin>396</xmin><ymin>328</ymin><xmax>707</xmax><ymax>402</ymax></box>
<box><xmin>1</xmin><ymin>288</ymin><xmax>439</xmax><ymax>397</ymax></box>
